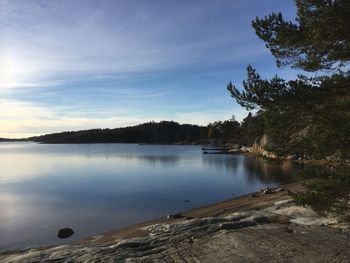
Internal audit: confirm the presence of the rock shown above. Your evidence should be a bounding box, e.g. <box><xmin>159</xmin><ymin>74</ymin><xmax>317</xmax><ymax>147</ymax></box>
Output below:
<box><xmin>286</xmin><ymin>226</ymin><xmax>296</xmax><ymax>234</ymax></box>
<box><xmin>173</xmin><ymin>213</ymin><xmax>183</xmax><ymax>218</ymax></box>
<box><xmin>250</xmin><ymin>193</ymin><xmax>257</xmax><ymax>198</ymax></box>
<box><xmin>259</xmin><ymin>188</ymin><xmax>272</xmax><ymax>194</ymax></box>
<box><xmin>251</xmin><ymin>215</ymin><xmax>269</xmax><ymax>224</ymax></box>
<box><xmin>166</xmin><ymin>213</ymin><xmax>183</xmax><ymax>219</ymax></box>
<box><xmin>251</xmin><ymin>134</ymin><xmax>276</xmax><ymax>158</ymax></box>
<box><xmin>275</xmin><ymin>187</ymin><xmax>285</xmax><ymax>192</ymax></box>
<box><xmin>274</xmin><ymin>199</ymin><xmax>293</xmax><ymax>208</ymax></box>
<box><xmin>219</xmin><ymin>221</ymin><xmax>256</xmax><ymax>230</ymax></box>
<box><xmin>3</xmin><ymin>202</ymin><xmax>350</xmax><ymax>263</ymax></box>
<box><xmin>286</xmin><ymin>155</ymin><xmax>296</xmax><ymax>160</ymax></box>
<box><xmin>57</xmin><ymin>228</ymin><xmax>74</xmax><ymax>239</ymax></box>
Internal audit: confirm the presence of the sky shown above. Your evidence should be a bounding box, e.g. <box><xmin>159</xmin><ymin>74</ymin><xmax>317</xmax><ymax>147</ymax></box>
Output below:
<box><xmin>0</xmin><ymin>0</ymin><xmax>299</xmax><ymax>138</ymax></box>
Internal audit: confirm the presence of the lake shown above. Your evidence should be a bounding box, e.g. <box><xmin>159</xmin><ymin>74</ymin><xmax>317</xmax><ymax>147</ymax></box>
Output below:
<box><xmin>0</xmin><ymin>142</ymin><xmax>301</xmax><ymax>250</ymax></box>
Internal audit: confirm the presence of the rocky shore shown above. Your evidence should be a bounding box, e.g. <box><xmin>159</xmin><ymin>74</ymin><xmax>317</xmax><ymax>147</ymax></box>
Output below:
<box><xmin>1</xmin><ymin>183</ymin><xmax>349</xmax><ymax>262</ymax></box>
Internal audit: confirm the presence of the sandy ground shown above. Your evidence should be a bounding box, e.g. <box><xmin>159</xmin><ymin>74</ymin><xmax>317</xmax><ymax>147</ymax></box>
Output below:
<box><xmin>1</xmin><ymin>182</ymin><xmax>350</xmax><ymax>262</ymax></box>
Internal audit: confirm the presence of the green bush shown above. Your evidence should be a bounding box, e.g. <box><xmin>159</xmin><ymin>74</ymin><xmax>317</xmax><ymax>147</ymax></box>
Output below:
<box><xmin>294</xmin><ymin>165</ymin><xmax>350</xmax><ymax>219</ymax></box>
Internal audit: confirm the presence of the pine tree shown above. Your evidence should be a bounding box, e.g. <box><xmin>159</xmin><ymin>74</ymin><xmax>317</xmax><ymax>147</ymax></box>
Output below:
<box><xmin>228</xmin><ymin>0</ymin><xmax>350</xmax><ymax>217</ymax></box>
<box><xmin>228</xmin><ymin>0</ymin><xmax>350</xmax><ymax>159</ymax></box>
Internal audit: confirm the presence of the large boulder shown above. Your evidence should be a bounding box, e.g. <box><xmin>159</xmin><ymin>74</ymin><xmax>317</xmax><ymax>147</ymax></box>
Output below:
<box><xmin>57</xmin><ymin>228</ymin><xmax>74</xmax><ymax>239</ymax></box>
<box><xmin>251</xmin><ymin>134</ymin><xmax>276</xmax><ymax>158</ymax></box>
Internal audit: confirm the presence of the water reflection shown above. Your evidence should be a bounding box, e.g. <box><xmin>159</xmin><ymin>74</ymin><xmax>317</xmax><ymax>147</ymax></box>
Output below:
<box><xmin>242</xmin><ymin>156</ymin><xmax>300</xmax><ymax>183</ymax></box>
<box><xmin>202</xmin><ymin>154</ymin><xmax>300</xmax><ymax>184</ymax></box>
<box><xmin>0</xmin><ymin>142</ymin><xmax>301</xmax><ymax>250</ymax></box>
<box><xmin>201</xmin><ymin>155</ymin><xmax>241</xmax><ymax>174</ymax></box>
<box><xmin>117</xmin><ymin>155</ymin><xmax>181</xmax><ymax>166</ymax></box>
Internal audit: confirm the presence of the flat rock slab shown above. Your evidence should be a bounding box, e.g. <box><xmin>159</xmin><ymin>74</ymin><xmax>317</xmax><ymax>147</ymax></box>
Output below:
<box><xmin>1</xmin><ymin>205</ymin><xmax>350</xmax><ymax>263</ymax></box>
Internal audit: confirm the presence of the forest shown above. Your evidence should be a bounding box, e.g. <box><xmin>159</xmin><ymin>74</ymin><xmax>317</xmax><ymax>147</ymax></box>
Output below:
<box><xmin>29</xmin><ymin>121</ymin><xmax>207</xmax><ymax>144</ymax></box>
<box><xmin>28</xmin><ymin>117</ymin><xmax>259</xmax><ymax>145</ymax></box>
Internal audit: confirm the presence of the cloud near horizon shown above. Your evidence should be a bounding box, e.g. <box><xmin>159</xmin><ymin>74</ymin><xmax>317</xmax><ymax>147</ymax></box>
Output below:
<box><xmin>0</xmin><ymin>99</ymin><xmax>244</xmax><ymax>138</ymax></box>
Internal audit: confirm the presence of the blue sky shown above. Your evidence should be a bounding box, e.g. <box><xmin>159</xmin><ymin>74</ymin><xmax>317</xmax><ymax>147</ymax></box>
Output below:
<box><xmin>0</xmin><ymin>0</ymin><xmax>298</xmax><ymax>138</ymax></box>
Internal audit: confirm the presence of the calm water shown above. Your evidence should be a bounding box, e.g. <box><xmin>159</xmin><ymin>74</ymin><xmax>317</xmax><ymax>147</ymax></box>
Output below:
<box><xmin>0</xmin><ymin>142</ymin><xmax>301</xmax><ymax>250</ymax></box>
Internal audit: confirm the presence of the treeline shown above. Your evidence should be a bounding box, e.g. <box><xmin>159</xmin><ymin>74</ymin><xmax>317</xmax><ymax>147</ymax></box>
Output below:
<box><xmin>30</xmin><ymin>121</ymin><xmax>207</xmax><ymax>144</ymax></box>
<box><xmin>28</xmin><ymin>117</ymin><xmax>264</xmax><ymax>145</ymax></box>
<box><xmin>206</xmin><ymin>114</ymin><xmax>263</xmax><ymax>145</ymax></box>
<box><xmin>0</xmin><ymin>138</ymin><xmax>25</xmax><ymax>142</ymax></box>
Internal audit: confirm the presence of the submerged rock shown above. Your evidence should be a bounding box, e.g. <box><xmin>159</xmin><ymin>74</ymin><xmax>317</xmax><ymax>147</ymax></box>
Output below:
<box><xmin>57</xmin><ymin>228</ymin><xmax>74</xmax><ymax>239</ymax></box>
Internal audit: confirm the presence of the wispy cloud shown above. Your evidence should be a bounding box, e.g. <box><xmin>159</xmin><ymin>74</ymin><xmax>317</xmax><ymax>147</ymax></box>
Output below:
<box><xmin>0</xmin><ymin>99</ymin><xmax>162</xmax><ymax>138</ymax></box>
<box><xmin>0</xmin><ymin>98</ymin><xmax>248</xmax><ymax>138</ymax></box>
<box><xmin>0</xmin><ymin>0</ymin><xmax>276</xmax><ymax>89</ymax></box>
<box><xmin>0</xmin><ymin>0</ymin><xmax>296</xmax><ymax>137</ymax></box>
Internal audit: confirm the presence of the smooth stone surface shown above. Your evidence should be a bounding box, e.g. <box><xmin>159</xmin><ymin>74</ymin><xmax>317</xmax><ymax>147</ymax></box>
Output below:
<box><xmin>3</xmin><ymin>201</ymin><xmax>350</xmax><ymax>263</ymax></box>
<box><xmin>57</xmin><ymin>228</ymin><xmax>74</xmax><ymax>239</ymax></box>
